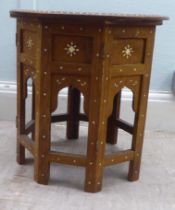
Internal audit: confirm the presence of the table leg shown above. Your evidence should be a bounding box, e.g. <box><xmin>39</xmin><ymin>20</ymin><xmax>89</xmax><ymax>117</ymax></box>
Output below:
<box><xmin>16</xmin><ymin>69</ymin><xmax>26</xmax><ymax>164</ymax></box>
<box><xmin>66</xmin><ymin>86</ymin><xmax>80</xmax><ymax>139</ymax></box>
<box><xmin>84</xmin><ymin>91</ymin><xmax>108</xmax><ymax>192</ymax></box>
<box><xmin>34</xmin><ymin>92</ymin><xmax>51</xmax><ymax>185</ymax></box>
<box><xmin>16</xmin><ymin>64</ymin><xmax>26</xmax><ymax>164</ymax></box>
<box><xmin>106</xmin><ymin>91</ymin><xmax>121</xmax><ymax>144</ymax></box>
<box><xmin>128</xmin><ymin>76</ymin><xmax>149</xmax><ymax>181</ymax></box>
<box><xmin>31</xmin><ymin>82</ymin><xmax>35</xmax><ymax>141</ymax></box>
<box><xmin>33</xmin><ymin>68</ymin><xmax>51</xmax><ymax>184</ymax></box>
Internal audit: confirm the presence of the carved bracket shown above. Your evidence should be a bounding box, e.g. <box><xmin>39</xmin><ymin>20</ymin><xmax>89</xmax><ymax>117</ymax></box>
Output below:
<box><xmin>107</xmin><ymin>76</ymin><xmax>141</xmax><ymax>117</ymax></box>
<box><xmin>50</xmin><ymin>75</ymin><xmax>90</xmax><ymax>115</ymax></box>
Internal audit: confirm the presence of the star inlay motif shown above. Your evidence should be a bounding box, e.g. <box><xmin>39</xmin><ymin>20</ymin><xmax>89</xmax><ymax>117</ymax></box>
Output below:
<box><xmin>64</xmin><ymin>42</ymin><xmax>80</xmax><ymax>57</ymax></box>
<box><xmin>122</xmin><ymin>44</ymin><xmax>134</xmax><ymax>59</ymax></box>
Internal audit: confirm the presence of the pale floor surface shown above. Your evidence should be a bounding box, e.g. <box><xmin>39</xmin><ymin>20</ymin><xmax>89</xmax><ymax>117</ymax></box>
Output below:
<box><xmin>0</xmin><ymin>121</ymin><xmax>175</xmax><ymax>210</ymax></box>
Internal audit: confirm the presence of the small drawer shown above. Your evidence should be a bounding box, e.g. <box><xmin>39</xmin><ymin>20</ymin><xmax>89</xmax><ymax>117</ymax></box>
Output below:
<box><xmin>51</xmin><ymin>34</ymin><xmax>93</xmax><ymax>64</ymax></box>
<box><xmin>109</xmin><ymin>26</ymin><xmax>154</xmax><ymax>66</ymax></box>
<box><xmin>111</xmin><ymin>38</ymin><xmax>146</xmax><ymax>65</ymax></box>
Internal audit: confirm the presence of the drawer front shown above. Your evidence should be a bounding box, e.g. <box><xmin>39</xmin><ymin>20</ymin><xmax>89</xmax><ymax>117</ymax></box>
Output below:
<box><xmin>107</xmin><ymin>26</ymin><xmax>155</xmax><ymax>76</ymax></box>
<box><xmin>48</xmin><ymin>23</ymin><xmax>99</xmax><ymax>69</ymax></box>
<box><xmin>52</xmin><ymin>34</ymin><xmax>93</xmax><ymax>64</ymax></box>
<box><xmin>111</xmin><ymin>38</ymin><xmax>146</xmax><ymax>65</ymax></box>
<box><xmin>46</xmin><ymin>23</ymin><xmax>103</xmax><ymax>76</ymax></box>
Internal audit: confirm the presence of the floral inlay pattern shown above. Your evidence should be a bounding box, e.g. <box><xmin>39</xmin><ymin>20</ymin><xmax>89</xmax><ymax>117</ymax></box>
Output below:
<box><xmin>64</xmin><ymin>42</ymin><xmax>80</xmax><ymax>57</ymax></box>
<box><xmin>26</xmin><ymin>37</ymin><xmax>34</xmax><ymax>50</ymax></box>
<box><xmin>122</xmin><ymin>44</ymin><xmax>134</xmax><ymax>59</ymax></box>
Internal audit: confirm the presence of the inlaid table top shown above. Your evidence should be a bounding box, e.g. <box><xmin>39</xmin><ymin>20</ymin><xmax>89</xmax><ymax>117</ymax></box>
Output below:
<box><xmin>10</xmin><ymin>9</ymin><xmax>168</xmax><ymax>25</ymax></box>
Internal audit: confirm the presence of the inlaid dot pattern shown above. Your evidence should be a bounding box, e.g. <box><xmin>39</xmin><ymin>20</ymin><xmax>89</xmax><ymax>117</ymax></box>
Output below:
<box><xmin>57</xmin><ymin>80</ymin><xmax>62</xmax><ymax>85</ymax></box>
<box><xmin>114</xmin><ymin>83</ymin><xmax>119</xmax><ymax>88</ymax></box>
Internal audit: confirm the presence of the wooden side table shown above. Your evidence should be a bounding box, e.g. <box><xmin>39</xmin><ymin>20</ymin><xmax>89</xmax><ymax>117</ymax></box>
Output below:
<box><xmin>10</xmin><ymin>10</ymin><xmax>167</xmax><ymax>192</ymax></box>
